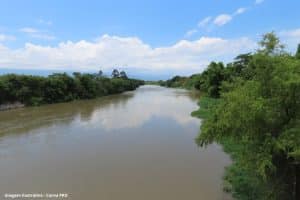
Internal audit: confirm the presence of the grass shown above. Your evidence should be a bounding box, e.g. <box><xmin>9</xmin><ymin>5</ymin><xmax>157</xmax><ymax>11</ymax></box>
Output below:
<box><xmin>191</xmin><ymin>96</ymin><xmax>220</xmax><ymax>119</ymax></box>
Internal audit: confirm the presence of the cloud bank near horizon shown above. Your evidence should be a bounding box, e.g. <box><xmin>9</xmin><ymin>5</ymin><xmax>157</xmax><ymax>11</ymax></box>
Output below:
<box><xmin>0</xmin><ymin>34</ymin><xmax>256</xmax><ymax>75</ymax></box>
<box><xmin>1</xmin><ymin>27</ymin><xmax>299</xmax><ymax>77</ymax></box>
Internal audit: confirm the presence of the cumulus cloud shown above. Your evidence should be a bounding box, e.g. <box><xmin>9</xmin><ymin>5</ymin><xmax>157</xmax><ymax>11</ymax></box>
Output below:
<box><xmin>20</xmin><ymin>27</ymin><xmax>56</xmax><ymax>40</ymax></box>
<box><xmin>0</xmin><ymin>34</ymin><xmax>16</xmax><ymax>42</ymax></box>
<box><xmin>213</xmin><ymin>14</ymin><xmax>232</xmax><ymax>26</ymax></box>
<box><xmin>0</xmin><ymin>34</ymin><xmax>256</xmax><ymax>74</ymax></box>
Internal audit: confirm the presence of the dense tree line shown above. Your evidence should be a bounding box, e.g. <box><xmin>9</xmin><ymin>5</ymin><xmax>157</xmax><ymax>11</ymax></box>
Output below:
<box><xmin>0</xmin><ymin>69</ymin><xmax>144</xmax><ymax>106</ymax></box>
<box><xmin>161</xmin><ymin>33</ymin><xmax>300</xmax><ymax>200</ymax></box>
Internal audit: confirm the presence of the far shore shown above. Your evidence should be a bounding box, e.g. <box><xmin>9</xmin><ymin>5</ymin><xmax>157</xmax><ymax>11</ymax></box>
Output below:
<box><xmin>0</xmin><ymin>102</ymin><xmax>25</xmax><ymax>111</ymax></box>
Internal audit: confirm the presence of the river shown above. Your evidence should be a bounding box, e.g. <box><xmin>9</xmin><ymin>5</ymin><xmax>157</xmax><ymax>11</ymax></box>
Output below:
<box><xmin>0</xmin><ymin>85</ymin><xmax>231</xmax><ymax>200</ymax></box>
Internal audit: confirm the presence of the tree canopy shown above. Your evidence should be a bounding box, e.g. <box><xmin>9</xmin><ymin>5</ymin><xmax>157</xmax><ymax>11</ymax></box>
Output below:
<box><xmin>0</xmin><ymin>70</ymin><xmax>144</xmax><ymax>107</ymax></box>
<box><xmin>258</xmin><ymin>31</ymin><xmax>285</xmax><ymax>55</ymax></box>
<box><xmin>111</xmin><ymin>69</ymin><xmax>120</xmax><ymax>78</ymax></box>
<box><xmin>160</xmin><ymin>32</ymin><xmax>300</xmax><ymax>199</ymax></box>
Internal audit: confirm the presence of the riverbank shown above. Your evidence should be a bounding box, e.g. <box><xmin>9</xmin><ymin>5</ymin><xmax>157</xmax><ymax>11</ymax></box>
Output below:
<box><xmin>0</xmin><ymin>102</ymin><xmax>25</xmax><ymax>111</ymax></box>
<box><xmin>192</xmin><ymin>97</ymin><xmax>268</xmax><ymax>199</ymax></box>
<box><xmin>155</xmin><ymin>33</ymin><xmax>300</xmax><ymax>200</ymax></box>
<box><xmin>168</xmin><ymin>82</ymin><xmax>285</xmax><ymax>199</ymax></box>
<box><xmin>0</xmin><ymin>72</ymin><xmax>144</xmax><ymax>110</ymax></box>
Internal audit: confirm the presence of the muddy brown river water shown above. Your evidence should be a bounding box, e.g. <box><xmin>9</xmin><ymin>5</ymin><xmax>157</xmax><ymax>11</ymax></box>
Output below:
<box><xmin>0</xmin><ymin>85</ymin><xmax>231</xmax><ymax>200</ymax></box>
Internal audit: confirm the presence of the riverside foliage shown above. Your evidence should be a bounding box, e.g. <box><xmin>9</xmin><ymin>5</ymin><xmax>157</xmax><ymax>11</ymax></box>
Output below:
<box><xmin>161</xmin><ymin>32</ymin><xmax>300</xmax><ymax>200</ymax></box>
<box><xmin>0</xmin><ymin>70</ymin><xmax>144</xmax><ymax>106</ymax></box>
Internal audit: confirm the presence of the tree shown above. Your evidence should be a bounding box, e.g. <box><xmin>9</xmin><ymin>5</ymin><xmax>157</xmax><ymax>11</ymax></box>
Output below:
<box><xmin>199</xmin><ymin>62</ymin><xmax>225</xmax><ymax>98</ymax></box>
<box><xmin>119</xmin><ymin>71</ymin><xmax>128</xmax><ymax>79</ymax></box>
<box><xmin>158</xmin><ymin>33</ymin><xmax>300</xmax><ymax>199</ymax></box>
<box><xmin>232</xmin><ymin>53</ymin><xmax>253</xmax><ymax>76</ymax></box>
<box><xmin>0</xmin><ymin>72</ymin><xmax>144</xmax><ymax>106</ymax></box>
<box><xmin>197</xmin><ymin>54</ymin><xmax>300</xmax><ymax>200</ymax></box>
<box><xmin>111</xmin><ymin>69</ymin><xmax>120</xmax><ymax>78</ymax></box>
<box><xmin>97</xmin><ymin>70</ymin><xmax>103</xmax><ymax>77</ymax></box>
<box><xmin>258</xmin><ymin>32</ymin><xmax>285</xmax><ymax>55</ymax></box>
<box><xmin>295</xmin><ymin>44</ymin><xmax>300</xmax><ymax>59</ymax></box>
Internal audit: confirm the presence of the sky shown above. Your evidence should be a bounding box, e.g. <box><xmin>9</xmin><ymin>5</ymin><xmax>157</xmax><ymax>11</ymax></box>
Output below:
<box><xmin>0</xmin><ymin>0</ymin><xmax>300</xmax><ymax>80</ymax></box>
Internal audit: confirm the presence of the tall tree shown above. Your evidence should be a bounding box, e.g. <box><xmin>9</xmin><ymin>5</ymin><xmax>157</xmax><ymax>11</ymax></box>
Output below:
<box><xmin>111</xmin><ymin>69</ymin><xmax>120</xmax><ymax>78</ymax></box>
<box><xmin>200</xmin><ymin>62</ymin><xmax>225</xmax><ymax>98</ymax></box>
<box><xmin>119</xmin><ymin>71</ymin><xmax>128</xmax><ymax>79</ymax></box>
<box><xmin>258</xmin><ymin>32</ymin><xmax>285</xmax><ymax>55</ymax></box>
<box><xmin>295</xmin><ymin>44</ymin><xmax>300</xmax><ymax>59</ymax></box>
<box><xmin>98</xmin><ymin>70</ymin><xmax>103</xmax><ymax>77</ymax></box>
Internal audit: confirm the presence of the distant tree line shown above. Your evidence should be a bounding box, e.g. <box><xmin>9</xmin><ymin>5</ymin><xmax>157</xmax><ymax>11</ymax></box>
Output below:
<box><xmin>160</xmin><ymin>32</ymin><xmax>300</xmax><ymax>200</ymax></box>
<box><xmin>0</xmin><ymin>69</ymin><xmax>144</xmax><ymax>106</ymax></box>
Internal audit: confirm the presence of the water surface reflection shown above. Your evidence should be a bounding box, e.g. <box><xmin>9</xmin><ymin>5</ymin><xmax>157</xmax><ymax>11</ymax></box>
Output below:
<box><xmin>0</xmin><ymin>85</ymin><xmax>231</xmax><ymax>200</ymax></box>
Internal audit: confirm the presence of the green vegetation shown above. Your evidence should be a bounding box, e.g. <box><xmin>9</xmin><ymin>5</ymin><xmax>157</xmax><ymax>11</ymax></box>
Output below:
<box><xmin>296</xmin><ymin>44</ymin><xmax>300</xmax><ymax>59</ymax></box>
<box><xmin>159</xmin><ymin>74</ymin><xmax>202</xmax><ymax>90</ymax></box>
<box><xmin>191</xmin><ymin>97</ymin><xmax>220</xmax><ymax>119</ymax></box>
<box><xmin>161</xmin><ymin>32</ymin><xmax>300</xmax><ymax>200</ymax></box>
<box><xmin>0</xmin><ymin>69</ymin><xmax>144</xmax><ymax>107</ymax></box>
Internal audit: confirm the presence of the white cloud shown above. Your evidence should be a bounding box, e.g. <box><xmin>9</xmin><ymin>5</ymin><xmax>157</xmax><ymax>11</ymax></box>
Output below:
<box><xmin>198</xmin><ymin>17</ymin><xmax>212</xmax><ymax>27</ymax></box>
<box><xmin>280</xmin><ymin>28</ymin><xmax>300</xmax><ymax>38</ymax></box>
<box><xmin>0</xmin><ymin>34</ymin><xmax>256</xmax><ymax>74</ymax></box>
<box><xmin>184</xmin><ymin>29</ymin><xmax>198</xmax><ymax>38</ymax></box>
<box><xmin>30</xmin><ymin>33</ymin><xmax>56</xmax><ymax>40</ymax></box>
<box><xmin>0</xmin><ymin>34</ymin><xmax>16</xmax><ymax>42</ymax></box>
<box><xmin>235</xmin><ymin>7</ymin><xmax>247</xmax><ymax>15</ymax></box>
<box><xmin>213</xmin><ymin>7</ymin><xmax>246</xmax><ymax>27</ymax></box>
<box><xmin>186</xmin><ymin>7</ymin><xmax>247</xmax><ymax>36</ymax></box>
<box><xmin>213</xmin><ymin>14</ymin><xmax>232</xmax><ymax>26</ymax></box>
<box><xmin>20</xmin><ymin>27</ymin><xmax>39</xmax><ymax>34</ymax></box>
<box><xmin>279</xmin><ymin>28</ymin><xmax>300</xmax><ymax>50</ymax></box>
<box><xmin>255</xmin><ymin>0</ymin><xmax>265</xmax><ymax>5</ymax></box>
<box><xmin>20</xmin><ymin>27</ymin><xmax>55</xmax><ymax>40</ymax></box>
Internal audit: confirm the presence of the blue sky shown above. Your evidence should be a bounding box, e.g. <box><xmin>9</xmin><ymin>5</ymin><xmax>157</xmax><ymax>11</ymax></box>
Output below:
<box><xmin>0</xmin><ymin>0</ymin><xmax>300</xmax><ymax>80</ymax></box>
